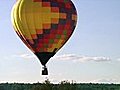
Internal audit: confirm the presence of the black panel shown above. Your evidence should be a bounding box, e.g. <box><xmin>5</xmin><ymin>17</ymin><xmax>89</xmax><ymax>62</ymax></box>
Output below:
<box><xmin>37</xmin><ymin>34</ymin><xmax>44</xmax><ymax>39</ymax></box>
<box><xmin>59</xmin><ymin>19</ymin><xmax>66</xmax><ymax>25</ymax></box>
<box><xmin>42</xmin><ymin>0</ymin><xmax>49</xmax><ymax>2</ymax></box>
<box><xmin>51</xmin><ymin>24</ymin><xmax>58</xmax><ymax>29</ymax></box>
<box><xmin>60</xmin><ymin>8</ymin><xmax>66</xmax><ymax>13</ymax></box>
<box><xmin>51</xmin><ymin>1</ymin><xmax>58</xmax><ymax>7</ymax></box>
<box><xmin>35</xmin><ymin>52</ymin><xmax>55</xmax><ymax>65</ymax></box>
<box><xmin>67</xmin><ymin>14</ymin><xmax>72</xmax><ymax>20</ymax></box>
<box><xmin>43</xmin><ymin>29</ymin><xmax>51</xmax><ymax>34</ymax></box>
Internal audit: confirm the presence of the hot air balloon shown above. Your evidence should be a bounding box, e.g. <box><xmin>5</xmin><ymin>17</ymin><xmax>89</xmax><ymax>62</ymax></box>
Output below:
<box><xmin>11</xmin><ymin>0</ymin><xmax>77</xmax><ymax>75</ymax></box>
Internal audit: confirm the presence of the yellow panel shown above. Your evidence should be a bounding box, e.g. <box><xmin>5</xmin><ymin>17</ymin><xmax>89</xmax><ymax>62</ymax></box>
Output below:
<box><xmin>25</xmin><ymin>1</ymin><xmax>37</xmax><ymax>36</ymax></box>
<box><xmin>53</xmin><ymin>40</ymin><xmax>64</xmax><ymax>53</ymax></box>
<box><xmin>49</xmin><ymin>45</ymin><xmax>56</xmax><ymax>52</ymax></box>
<box><xmin>11</xmin><ymin>3</ymin><xmax>18</xmax><ymax>32</ymax></box>
<box><xmin>11</xmin><ymin>1</ymin><xmax>35</xmax><ymax>50</ymax></box>
<box><xmin>49</xmin><ymin>40</ymin><xmax>63</xmax><ymax>52</ymax></box>
<box><xmin>42</xmin><ymin>7</ymin><xmax>51</xmax><ymax>13</ymax></box>
<box><xmin>14</xmin><ymin>0</ymin><xmax>27</xmax><ymax>37</ymax></box>
<box><xmin>56</xmin><ymin>40</ymin><xmax>63</xmax><ymax>48</ymax></box>
<box><xmin>51</xmin><ymin>13</ymin><xmax>59</xmax><ymax>18</ymax></box>
<box><xmin>59</xmin><ymin>13</ymin><xmax>67</xmax><ymax>19</ymax></box>
<box><xmin>18</xmin><ymin>0</ymin><xmax>33</xmax><ymax>40</ymax></box>
<box><xmin>33</xmin><ymin>3</ymin><xmax>43</xmax><ymax>29</ymax></box>
<box><xmin>47</xmin><ymin>48</ymin><xmax>54</xmax><ymax>52</ymax></box>
<box><xmin>12</xmin><ymin>2</ymin><xmax>25</xmax><ymax>39</ymax></box>
<box><xmin>42</xmin><ymin>13</ymin><xmax>51</xmax><ymax>23</ymax></box>
<box><xmin>13</xmin><ymin>1</ymin><xmax>22</xmax><ymax>32</ymax></box>
<box><xmin>72</xmin><ymin>14</ymin><xmax>77</xmax><ymax>21</ymax></box>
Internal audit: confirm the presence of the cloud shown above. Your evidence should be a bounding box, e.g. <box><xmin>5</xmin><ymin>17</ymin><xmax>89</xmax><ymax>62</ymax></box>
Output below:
<box><xmin>12</xmin><ymin>54</ymin><xmax>35</xmax><ymax>59</ymax></box>
<box><xmin>117</xmin><ymin>58</ymin><xmax>120</xmax><ymax>61</ymax></box>
<box><xmin>91</xmin><ymin>78</ymin><xmax>120</xmax><ymax>84</ymax></box>
<box><xmin>7</xmin><ymin>53</ymin><xmax>111</xmax><ymax>62</ymax></box>
<box><xmin>53</xmin><ymin>54</ymin><xmax>111</xmax><ymax>63</ymax></box>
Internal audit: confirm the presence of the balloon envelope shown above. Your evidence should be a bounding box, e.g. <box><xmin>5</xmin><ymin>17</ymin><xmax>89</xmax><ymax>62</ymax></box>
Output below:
<box><xmin>11</xmin><ymin>0</ymin><xmax>77</xmax><ymax>73</ymax></box>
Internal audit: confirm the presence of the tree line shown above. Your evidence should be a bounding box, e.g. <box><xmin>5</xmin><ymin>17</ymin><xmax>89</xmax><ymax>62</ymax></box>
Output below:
<box><xmin>0</xmin><ymin>80</ymin><xmax>120</xmax><ymax>90</ymax></box>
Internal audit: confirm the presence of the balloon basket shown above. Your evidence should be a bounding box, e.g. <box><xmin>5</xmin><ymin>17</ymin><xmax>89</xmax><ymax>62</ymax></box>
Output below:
<box><xmin>42</xmin><ymin>66</ymin><xmax>48</xmax><ymax>75</ymax></box>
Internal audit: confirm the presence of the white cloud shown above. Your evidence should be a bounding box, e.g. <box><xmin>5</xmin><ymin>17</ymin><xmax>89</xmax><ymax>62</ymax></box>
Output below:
<box><xmin>12</xmin><ymin>54</ymin><xmax>35</xmax><ymax>59</ymax></box>
<box><xmin>91</xmin><ymin>78</ymin><xmax>120</xmax><ymax>84</ymax></box>
<box><xmin>53</xmin><ymin>54</ymin><xmax>111</xmax><ymax>63</ymax></box>
<box><xmin>7</xmin><ymin>53</ymin><xmax>111</xmax><ymax>62</ymax></box>
<box><xmin>54</xmin><ymin>54</ymin><xmax>81</xmax><ymax>61</ymax></box>
<box><xmin>117</xmin><ymin>58</ymin><xmax>120</xmax><ymax>61</ymax></box>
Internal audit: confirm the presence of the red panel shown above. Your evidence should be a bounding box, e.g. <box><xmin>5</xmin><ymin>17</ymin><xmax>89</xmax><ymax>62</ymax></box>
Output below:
<box><xmin>48</xmin><ymin>44</ymin><xmax>53</xmax><ymax>48</ymax></box>
<box><xmin>61</xmin><ymin>35</ymin><xmax>65</xmax><ymax>39</ymax></box>
<box><xmin>43</xmin><ymin>24</ymin><xmax>51</xmax><ymax>29</ymax></box>
<box><xmin>51</xmin><ymin>7</ymin><xmax>59</xmax><ymax>12</ymax></box>
<box><xmin>54</xmin><ymin>39</ymin><xmax>59</xmax><ymax>43</ymax></box>
<box><xmin>67</xmin><ymin>29</ymin><xmax>72</xmax><ymax>36</ymax></box>
<box><xmin>38</xmin><ymin>43</ymin><xmax>43</xmax><ymax>48</ymax></box>
<box><xmin>57</xmin><ymin>29</ymin><xmax>63</xmax><ymax>34</ymax></box>
<box><xmin>49</xmin><ymin>34</ymin><xmax>55</xmax><ymax>38</ymax></box>
<box><xmin>50</xmin><ymin>29</ymin><xmax>57</xmax><ymax>34</ymax></box>
<box><xmin>44</xmin><ymin>39</ymin><xmax>49</xmax><ymax>43</ymax></box>
<box><xmin>58</xmin><ymin>2</ymin><xmax>63</xmax><ymax>7</ymax></box>
<box><xmin>65</xmin><ymin>2</ymin><xmax>72</xmax><ymax>9</ymax></box>
<box><xmin>36</xmin><ymin>29</ymin><xmax>43</xmax><ymax>34</ymax></box>
<box><xmin>31</xmin><ymin>34</ymin><xmax>37</xmax><ymax>39</ymax></box>
<box><xmin>36</xmin><ymin>47</ymin><xmax>40</xmax><ymax>52</ymax></box>
<box><xmin>64</xmin><ymin>20</ymin><xmax>71</xmax><ymax>30</ymax></box>
<box><xmin>33</xmin><ymin>0</ymin><xmax>42</xmax><ymax>2</ymax></box>
<box><xmin>64</xmin><ymin>24</ymin><xmax>70</xmax><ymax>30</ymax></box>
<box><xmin>56</xmin><ymin>0</ymin><xmax>64</xmax><ymax>2</ymax></box>
<box><xmin>44</xmin><ymin>48</ymin><xmax>47</xmax><ymax>52</ymax></box>
<box><xmin>58</xmin><ymin>24</ymin><xmax>64</xmax><ymax>30</ymax></box>
<box><xmin>51</xmin><ymin>18</ymin><xmax>59</xmax><ymax>24</ymax></box>
<box><xmin>44</xmin><ymin>34</ymin><xmax>49</xmax><ymax>39</ymax></box>
<box><xmin>38</xmin><ymin>39</ymin><xmax>44</xmax><ymax>43</ymax></box>
<box><xmin>42</xmin><ymin>2</ymin><xmax>50</xmax><ymax>7</ymax></box>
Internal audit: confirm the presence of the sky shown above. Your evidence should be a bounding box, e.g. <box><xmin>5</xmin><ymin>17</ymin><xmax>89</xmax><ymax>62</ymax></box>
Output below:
<box><xmin>0</xmin><ymin>0</ymin><xmax>120</xmax><ymax>84</ymax></box>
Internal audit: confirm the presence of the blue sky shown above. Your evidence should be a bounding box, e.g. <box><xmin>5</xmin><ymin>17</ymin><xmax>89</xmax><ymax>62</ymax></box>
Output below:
<box><xmin>0</xmin><ymin>0</ymin><xmax>120</xmax><ymax>83</ymax></box>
